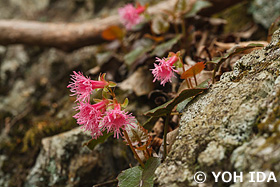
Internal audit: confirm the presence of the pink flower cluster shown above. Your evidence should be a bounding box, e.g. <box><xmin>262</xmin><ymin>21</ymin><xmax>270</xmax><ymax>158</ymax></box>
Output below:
<box><xmin>68</xmin><ymin>71</ymin><xmax>136</xmax><ymax>139</ymax></box>
<box><xmin>151</xmin><ymin>55</ymin><xmax>179</xmax><ymax>86</ymax></box>
<box><xmin>118</xmin><ymin>4</ymin><xmax>146</xmax><ymax>30</ymax></box>
<box><xmin>68</xmin><ymin>71</ymin><xmax>109</xmax><ymax>102</ymax></box>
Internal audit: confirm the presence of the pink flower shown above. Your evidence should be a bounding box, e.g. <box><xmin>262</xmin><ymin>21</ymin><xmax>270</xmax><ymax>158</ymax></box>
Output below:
<box><xmin>101</xmin><ymin>105</ymin><xmax>136</xmax><ymax>139</ymax></box>
<box><xmin>151</xmin><ymin>56</ymin><xmax>179</xmax><ymax>86</ymax></box>
<box><xmin>92</xmin><ymin>99</ymin><xmax>109</xmax><ymax>113</ymax></box>
<box><xmin>118</xmin><ymin>4</ymin><xmax>145</xmax><ymax>30</ymax></box>
<box><xmin>73</xmin><ymin>102</ymin><xmax>103</xmax><ymax>139</ymax></box>
<box><xmin>68</xmin><ymin>71</ymin><xmax>108</xmax><ymax>102</ymax></box>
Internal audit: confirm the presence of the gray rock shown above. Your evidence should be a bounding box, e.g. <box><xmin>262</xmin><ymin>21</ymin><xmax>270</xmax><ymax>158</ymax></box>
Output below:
<box><xmin>0</xmin><ymin>155</ymin><xmax>9</xmax><ymax>187</ymax></box>
<box><xmin>155</xmin><ymin>28</ymin><xmax>280</xmax><ymax>186</ymax></box>
<box><xmin>0</xmin><ymin>45</ymin><xmax>29</xmax><ymax>83</ymax></box>
<box><xmin>249</xmin><ymin>0</ymin><xmax>280</xmax><ymax>29</ymax></box>
<box><xmin>0</xmin><ymin>0</ymin><xmax>130</xmax><ymax>21</ymax></box>
<box><xmin>25</xmin><ymin>127</ymin><xmax>134</xmax><ymax>187</ymax></box>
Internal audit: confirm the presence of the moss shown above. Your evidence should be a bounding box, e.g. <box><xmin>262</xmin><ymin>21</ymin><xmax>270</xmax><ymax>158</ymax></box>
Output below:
<box><xmin>214</xmin><ymin>2</ymin><xmax>253</xmax><ymax>34</ymax></box>
<box><xmin>214</xmin><ymin>2</ymin><xmax>267</xmax><ymax>41</ymax></box>
<box><xmin>21</xmin><ymin>117</ymin><xmax>77</xmax><ymax>152</ymax></box>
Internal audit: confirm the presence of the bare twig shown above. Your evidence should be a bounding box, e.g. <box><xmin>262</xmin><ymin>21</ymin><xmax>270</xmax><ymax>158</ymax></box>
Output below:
<box><xmin>93</xmin><ymin>179</ymin><xmax>118</xmax><ymax>187</ymax></box>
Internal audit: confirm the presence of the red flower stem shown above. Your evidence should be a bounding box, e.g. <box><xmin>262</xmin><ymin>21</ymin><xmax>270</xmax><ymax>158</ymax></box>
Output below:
<box><xmin>123</xmin><ymin>130</ymin><xmax>145</xmax><ymax>168</ymax></box>
<box><xmin>135</xmin><ymin>135</ymin><xmax>150</xmax><ymax>160</ymax></box>
<box><xmin>145</xmin><ymin>146</ymin><xmax>151</xmax><ymax>158</ymax></box>
<box><xmin>163</xmin><ymin>114</ymin><xmax>171</xmax><ymax>160</ymax></box>
<box><xmin>212</xmin><ymin>68</ymin><xmax>216</xmax><ymax>84</ymax></box>
<box><xmin>108</xmin><ymin>87</ymin><xmax>117</xmax><ymax>100</ymax></box>
<box><xmin>188</xmin><ymin>78</ymin><xmax>193</xmax><ymax>88</ymax></box>
<box><xmin>185</xmin><ymin>79</ymin><xmax>190</xmax><ymax>88</ymax></box>
<box><xmin>193</xmin><ymin>73</ymin><xmax>198</xmax><ymax>87</ymax></box>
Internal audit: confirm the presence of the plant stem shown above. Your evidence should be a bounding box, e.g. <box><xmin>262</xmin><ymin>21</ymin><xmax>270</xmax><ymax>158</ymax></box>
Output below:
<box><xmin>135</xmin><ymin>133</ymin><xmax>150</xmax><ymax>160</ymax></box>
<box><xmin>185</xmin><ymin>79</ymin><xmax>190</xmax><ymax>88</ymax></box>
<box><xmin>181</xmin><ymin>18</ymin><xmax>186</xmax><ymax>38</ymax></box>
<box><xmin>212</xmin><ymin>66</ymin><xmax>217</xmax><ymax>84</ymax></box>
<box><xmin>163</xmin><ymin>114</ymin><xmax>171</xmax><ymax>160</ymax></box>
<box><xmin>93</xmin><ymin>179</ymin><xmax>118</xmax><ymax>187</ymax></box>
<box><xmin>193</xmin><ymin>73</ymin><xmax>198</xmax><ymax>87</ymax></box>
<box><xmin>123</xmin><ymin>130</ymin><xmax>145</xmax><ymax>168</ymax></box>
<box><xmin>188</xmin><ymin>78</ymin><xmax>193</xmax><ymax>88</ymax></box>
<box><xmin>174</xmin><ymin>23</ymin><xmax>179</xmax><ymax>35</ymax></box>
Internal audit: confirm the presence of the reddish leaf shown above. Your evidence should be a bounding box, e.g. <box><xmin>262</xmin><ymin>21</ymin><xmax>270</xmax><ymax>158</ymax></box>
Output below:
<box><xmin>144</xmin><ymin>34</ymin><xmax>164</xmax><ymax>42</ymax></box>
<box><xmin>101</xmin><ymin>25</ymin><xmax>124</xmax><ymax>41</ymax></box>
<box><xmin>180</xmin><ymin>62</ymin><xmax>205</xmax><ymax>79</ymax></box>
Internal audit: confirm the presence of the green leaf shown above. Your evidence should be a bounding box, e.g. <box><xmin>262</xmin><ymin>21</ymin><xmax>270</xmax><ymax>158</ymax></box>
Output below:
<box><xmin>142</xmin><ymin>116</ymin><xmax>160</xmax><ymax>130</ymax></box>
<box><xmin>117</xmin><ymin>157</ymin><xmax>161</xmax><ymax>187</ymax></box>
<box><xmin>142</xmin><ymin>157</ymin><xmax>161</xmax><ymax>187</ymax></box>
<box><xmin>144</xmin><ymin>100</ymin><xmax>171</xmax><ymax>117</ymax></box>
<box><xmin>151</xmin><ymin>35</ymin><xmax>182</xmax><ymax>57</ymax></box>
<box><xmin>124</xmin><ymin>39</ymin><xmax>154</xmax><ymax>66</ymax></box>
<box><xmin>144</xmin><ymin>88</ymin><xmax>207</xmax><ymax>117</ymax></box>
<box><xmin>185</xmin><ymin>0</ymin><xmax>212</xmax><ymax>18</ymax></box>
<box><xmin>103</xmin><ymin>87</ymin><xmax>109</xmax><ymax>92</ymax></box>
<box><xmin>108</xmin><ymin>81</ymin><xmax>117</xmax><ymax>87</ymax></box>
<box><xmin>122</xmin><ymin>98</ymin><xmax>129</xmax><ymax>108</ymax></box>
<box><xmin>151</xmin><ymin>15</ymin><xmax>170</xmax><ymax>35</ymax></box>
<box><xmin>118</xmin><ymin>166</ymin><xmax>143</xmax><ymax>187</ymax></box>
<box><xmin>176</xmin><ymin>97</ymin><xmax>193</xmax><ymax>113</ymax></box>
<box><xmin>84</xmin><ymin>133</ymin><xmax>113</xmax><ymax>150</ymax></box>
<box><xmin>196</xmin><ymin>78</ymin><xmax>210</xmax><ymax>88</ymax></box>
<box><xmin>176</xmin><ymin>79</ymin><xmax>210</xmax><ymax>112</ymax></box>
<box><xmin>102</xmin><ymin>90</ymin><xmax>109</xmax><ymax>99</ymax></box>
<box><xmin>124</xmin><ymin>46</ymin><xmax>153</xmax><ymax>66</ymax></box>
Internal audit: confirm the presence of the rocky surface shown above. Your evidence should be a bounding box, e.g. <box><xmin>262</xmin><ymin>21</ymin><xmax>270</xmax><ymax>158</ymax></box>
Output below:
<box><xmin>155</xmin><ymin>29</ymin><xmax>280</xmax><ymax>186</ymax></box>
<box><xmin>0</xmin><ymin>1</ymin><xmax>134</xmax><ymax>186</ymax></box>
<box><xmin>0</xmin><ymin>1</ymin><xmax>279</xmax><ymax>187</ymax></box>
<box><xmin>25</xmin><ymin>128</ymin><xmax>134</xmax><ymax>187</ymax></box>
<box><xmin>249</xmin><ymin>0</ymin><xmax>280</xmax><ymax>29</ymax></box>
<box><xmin>0</xmin><ymin>44</ymin><xmax>125</xmax><ymax>186</ymax></box>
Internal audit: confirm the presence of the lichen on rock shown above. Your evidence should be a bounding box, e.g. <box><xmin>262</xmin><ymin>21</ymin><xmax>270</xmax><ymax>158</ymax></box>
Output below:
<box><xmin>154</xmin><ymin>28</ymin><xmax>280</xmax><ymax>186</ymax></box>
<box><xmin>25</xmin><ymin>127</ymin><xmax>134</xmax><ymax>187</ymax></box>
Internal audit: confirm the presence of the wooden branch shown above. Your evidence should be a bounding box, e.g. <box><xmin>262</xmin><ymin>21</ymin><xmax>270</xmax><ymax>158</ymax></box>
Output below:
<box><xmin>0</xmin><ymin>0</ymin><xmax>245</xmax><ymax>52</ymax></box>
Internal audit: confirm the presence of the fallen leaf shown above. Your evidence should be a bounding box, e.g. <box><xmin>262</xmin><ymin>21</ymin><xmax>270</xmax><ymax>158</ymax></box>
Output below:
<box><xmin>101</xmin><ymin>25</ymin><xmax>124</xmax><ymax>41</ymax></box>
<box><xmin>119</xmin><ymin>66</ymin><xmax>154</xmax><ymax>96</ymax></box>
<box><xmin>144</xmin><ymin>34</ymin><xmax>165</xmax><ymax>42</ymax></box>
